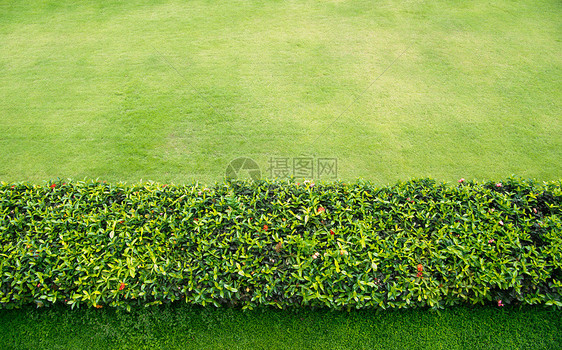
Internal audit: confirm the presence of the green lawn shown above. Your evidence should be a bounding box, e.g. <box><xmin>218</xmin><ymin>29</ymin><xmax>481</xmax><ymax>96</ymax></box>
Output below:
<box><xmin>1</xmin><ymin>304</ymin><xmax>561</xmax><ymax>349</ymax></box>
<box><xmin>1</xmin><ymin>0</ymin><xmax>561</xmax><ymax>184</ymax></box>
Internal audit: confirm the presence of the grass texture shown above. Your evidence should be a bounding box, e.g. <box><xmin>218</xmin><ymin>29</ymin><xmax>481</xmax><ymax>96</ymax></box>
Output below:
<box><xmin>1</xmin><ymin>0</ymin><xmax>561</xmax><ymax>184</ymax></box>
<box><xmin>0</xmin><ymin>304</ymin><xmax>561</xmax><ymax>350</ymax></box>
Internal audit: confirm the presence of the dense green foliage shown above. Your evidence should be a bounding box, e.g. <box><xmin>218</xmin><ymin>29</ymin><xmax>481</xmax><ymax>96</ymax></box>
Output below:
<box><xmin>1</xmin><ymin>178</ymin><xmax>560</xmax><ymax>311</ymax></box>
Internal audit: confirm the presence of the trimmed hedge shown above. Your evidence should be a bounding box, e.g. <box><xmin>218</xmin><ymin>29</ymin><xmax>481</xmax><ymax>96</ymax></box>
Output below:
<box><xmin>0</xmin><ymin>178</ymin><xmax>561</xmax><ymax>311</ymax></box>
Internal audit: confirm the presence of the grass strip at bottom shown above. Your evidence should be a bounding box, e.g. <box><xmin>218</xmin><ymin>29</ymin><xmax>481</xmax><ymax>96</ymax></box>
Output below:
<box><xmin>0</xmin><ymin>304</ymin><xmax>560</xmax><ymax>350</ymax></box>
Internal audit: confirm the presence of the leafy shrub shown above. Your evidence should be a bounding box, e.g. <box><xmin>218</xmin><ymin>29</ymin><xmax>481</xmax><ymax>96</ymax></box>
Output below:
<box><xmin>0</xmin><ymin>178</ymin><xmax>560</xmax><ymax>311</ymax></box>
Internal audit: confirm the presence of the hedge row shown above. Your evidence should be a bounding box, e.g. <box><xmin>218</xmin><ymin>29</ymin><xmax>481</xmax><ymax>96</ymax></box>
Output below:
<box><xmin>0</xmin><ymin>178</ymin><xmax>561</xmax><ymax>311</ymax></box>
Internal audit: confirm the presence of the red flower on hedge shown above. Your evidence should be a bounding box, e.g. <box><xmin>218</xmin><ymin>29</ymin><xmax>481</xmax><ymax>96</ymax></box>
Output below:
<box><xmin>498</xmin><ymin>300</ymin><xmax>504</xmax><ymax>307</ymax></box>
<box><xmin>119</xmin><ymin>283</ymin><xmax>125</xmax><ymax>291</ymax></box>
<box><xmin>458</xmin><ymin>178</ymin><xmax>465</xmax><ymax>183</ymax></box>
<box><xmin>317</xmin><ymin>207</ymin><xmax>325</xmax><ymax>214</ymax></box>
<box><xmin>417</xmin><ymin>271</ymin><xmax>423</xmax><ymax>278</ymax></box>
<box><xmin>417</xmin><ymin>264</ymin><xmax>423</xmax><ymax>272</ymax></box>
<box><xmin>263</xmin><ymin>224</ymin><xmax>268</xmax><ymax>231</ymax></box>
<box><xmin>496</xmin><ymin>183</ymin><xmax>502</xmax><ymax>188</ymax></box>
<box><xmin>330</xmin><ymin>229</ymin><xmax>335</xmax><ymax>235</ymax></box>
<box><xmin>50</xmin><ymin>184</ymin><xmax>56</xmax><ymax>188</ymax></box>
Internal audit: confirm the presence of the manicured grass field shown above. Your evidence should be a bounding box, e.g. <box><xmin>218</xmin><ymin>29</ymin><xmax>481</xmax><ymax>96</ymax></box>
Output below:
<box><xmin>1</xmin><ymin>0</ymin><xmax>561</xmax><ymax>184</ymax></box>
<box><xmin>1</xmin><ymin>304</ymin><xmax>561</xmax><ymax>349</ymax></box>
